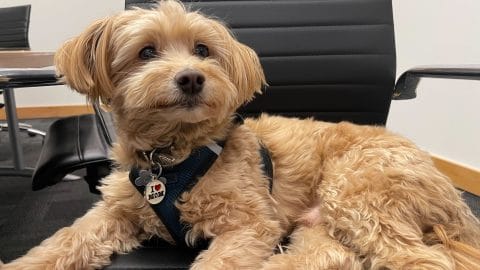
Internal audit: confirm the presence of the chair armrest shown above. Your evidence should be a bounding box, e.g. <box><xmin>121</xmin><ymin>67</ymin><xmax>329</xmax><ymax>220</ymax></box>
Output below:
<box><xmin>393</xmin><ymin>65</ymin><xmax>480</xmax><ymax>100</ymax></box>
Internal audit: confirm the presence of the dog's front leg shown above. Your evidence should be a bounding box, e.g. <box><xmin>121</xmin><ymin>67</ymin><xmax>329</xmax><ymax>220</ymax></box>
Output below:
<box><xmin>2</xmin><ymin>200</ymin><xmax>141</xmax><ymax>270</ymax></box>
<box><xmin>190</xmin><ymin>228</ymin><xmax>278</xmax><ymax>270</ymax></box>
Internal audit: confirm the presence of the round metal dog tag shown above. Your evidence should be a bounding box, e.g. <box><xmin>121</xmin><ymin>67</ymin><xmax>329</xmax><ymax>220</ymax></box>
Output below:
<box><xmin>144</xmin><ymin>179</ymin><xmax>166</xmax><ymax>205</ymax></box>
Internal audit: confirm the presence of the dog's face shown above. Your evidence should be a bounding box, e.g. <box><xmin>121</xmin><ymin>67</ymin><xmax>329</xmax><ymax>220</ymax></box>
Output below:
<box><xmin>55</xmin><ymin>0</ymin><xmax>265</xmax><ymax>152</ymax></box>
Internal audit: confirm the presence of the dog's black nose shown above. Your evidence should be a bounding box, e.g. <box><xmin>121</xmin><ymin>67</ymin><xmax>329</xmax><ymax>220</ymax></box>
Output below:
<box><xmin>175</xmin><ymin>70</ymin><xmax>205</xmax><ymax>95</ymax></box>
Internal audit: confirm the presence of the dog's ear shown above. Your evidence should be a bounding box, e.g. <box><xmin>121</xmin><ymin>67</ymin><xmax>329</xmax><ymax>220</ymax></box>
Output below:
<box><xmin>208</xmin><ymin>19</ymin><xmax>266</xmax><ymax>103</ymax></box>
<box><xmin>228</xmin><ymin>40</ymin><xmax>267</xmax><ymax>102</ymax></box>
<box><xmin>55</xmin><ymin>17</ymin><xmax>115</xmax><ymax>104</ymax></box>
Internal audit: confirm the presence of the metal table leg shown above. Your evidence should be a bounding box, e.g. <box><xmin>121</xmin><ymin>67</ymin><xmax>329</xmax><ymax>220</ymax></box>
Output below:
<box><xmin>0</xmin><ymin>87</ymin><xmax>33</xmax><ymax>176</ymax></box>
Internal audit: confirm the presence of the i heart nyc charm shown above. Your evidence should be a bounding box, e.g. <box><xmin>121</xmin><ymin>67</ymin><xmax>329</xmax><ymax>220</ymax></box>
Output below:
<box><xmin>144</xmin><ymin>179</ymin><xmax>166</xmax><ymax>204</ymax></box>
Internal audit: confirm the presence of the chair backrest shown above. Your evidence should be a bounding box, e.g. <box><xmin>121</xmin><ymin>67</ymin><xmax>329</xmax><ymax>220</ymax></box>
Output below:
<box><xmin>125</xmin><ymin>0</ymin><xmax>396</xmax><ymax>125</ymax></box>
<box><xmin>0</xmin><ymin>5</ymin><xmax>31</xmax><ymax>50</ymax></box>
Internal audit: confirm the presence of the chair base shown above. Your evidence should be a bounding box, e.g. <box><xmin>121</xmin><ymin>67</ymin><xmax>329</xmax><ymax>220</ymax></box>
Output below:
<box><xmin>1</xmin><ymin>123</ymin><xmax>46</xmax><ymax>137</ymax></box>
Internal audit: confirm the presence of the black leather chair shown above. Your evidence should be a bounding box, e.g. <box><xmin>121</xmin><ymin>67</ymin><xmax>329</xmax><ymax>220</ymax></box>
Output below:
<box><xmin>31</xmin><ymin>111</ymin><xmax>113</xmax><ymax>193</ymax></box>
<box><xmin>0</xmin><ymin>5</ymin><xmax>58</xmax><ymax>177</ymax></box>
<box><xmin>34</xmin><ymin>0</ymin><xmax>396</xmax><ymax>268</ymax></box>
<box><xmin>1</xmin><ymin>5</ymin><xmax>32</xmax><ymax>138</ymax></box>
<box><xmin>34</xmin><ymin>0</ymin><xmax>396</xmax><ymax>188</ymax></box>
<box><xmin>30</xmin><ymin>0</ymin><xmax>480</xmax><ymax>269</ymax></box>
<box><xmin>34</xmin><ymin>0</ymin><xmax>397</xmax><ymax>188</ymax></box>
<box><xmin>0</xmin><ymin>5</ymin><xmax>30</xmax><ymax>50</ymax></box>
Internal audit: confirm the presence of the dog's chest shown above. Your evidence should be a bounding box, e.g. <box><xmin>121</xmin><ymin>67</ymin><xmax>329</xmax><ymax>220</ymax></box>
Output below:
<box><xmin>176</xmin><ymin>146</ymin><xmax>274</xmax><ymax>241</ymax></box>
<box><xmin>177</xmin><ymin>164</ymin><xmax>273</xmax><ymax>239</ymax></box>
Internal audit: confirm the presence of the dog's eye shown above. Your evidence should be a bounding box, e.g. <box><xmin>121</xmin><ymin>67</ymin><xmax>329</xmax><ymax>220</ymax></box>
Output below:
<box><xmin>194</xmin><ymin>44</ymin><xmax>209</xmax><ymax>58</ymax></box>
<box><xmin>139</xmin><ymin>46</ymin><xmax>157</xmax><ymax>60</ymax></box>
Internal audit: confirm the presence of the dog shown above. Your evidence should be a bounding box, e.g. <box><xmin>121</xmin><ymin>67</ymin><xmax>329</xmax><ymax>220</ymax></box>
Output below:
<box><xmin>3</xmin><ymin>1</ymin><xmax>480</xmax><ymax>269</ymax></box>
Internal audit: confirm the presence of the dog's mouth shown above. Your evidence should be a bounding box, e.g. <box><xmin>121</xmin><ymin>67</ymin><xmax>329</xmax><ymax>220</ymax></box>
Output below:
<box><xmin>151</xmin><ymin>96</ymin><xmax>205</xmax><ymax>110</ymax></box>
<box><xmin>179</xmin><ymin>96</ymin><xmax>202</xmax><ymax>109</ymax></box>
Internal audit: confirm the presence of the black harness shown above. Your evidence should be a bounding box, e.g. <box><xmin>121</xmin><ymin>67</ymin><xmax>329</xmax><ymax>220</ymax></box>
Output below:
<box><xmin>129</xmin><ymin>124</ymin><xmax>273</xmax><ymax>247</ymax></box>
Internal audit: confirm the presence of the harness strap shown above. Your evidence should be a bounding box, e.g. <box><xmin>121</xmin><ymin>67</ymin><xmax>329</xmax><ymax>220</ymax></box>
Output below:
<box><xmin>260</xmin><ymin>144</ymin><xmax>274</xmax><ymax>192</ymax></box>
<box><xmin>128</xmin><ymin>115</ymin><xmax>274</xmax><ymax>247</ymax></box>
<box><xmin>130</xmin><ymin>143</ymin><xmax>222</xmax><ymax>246</ymax></box>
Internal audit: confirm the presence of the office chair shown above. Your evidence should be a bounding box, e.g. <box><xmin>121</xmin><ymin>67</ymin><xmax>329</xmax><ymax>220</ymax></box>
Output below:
<box><xmin>31</xmin><ymin>0</ymin><xmax>480</xmax><ymax>269</ymax></box>
<box><xmin>0</xmin><ymin>4</ymin><xmax>31</xmax><ymax>116</ymax></box>
<box><xmin>0</xmin><ymin>5</ymin><xmax>46</xmax><ymax>138</ymax></box>
<box><xmin>0</xmin><ymin>5</ymin><xmax>30</xmax><ymax>50</ymax></box>
<box><xmin>0</xmin><ymin>4</ymin><xmax>61</xmax><ymax>177</ymax></box>
<box><xmin>33</xmin><ymin>0</ymin><xmax>395</xmax><ymax>268</ymax></box>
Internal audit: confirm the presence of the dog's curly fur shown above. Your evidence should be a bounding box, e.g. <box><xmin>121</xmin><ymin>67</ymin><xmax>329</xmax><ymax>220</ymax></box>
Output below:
<box><xmin>3</xmin><ymin>1</ymin><xmax>479</xmax><ymax>269</ymax></box>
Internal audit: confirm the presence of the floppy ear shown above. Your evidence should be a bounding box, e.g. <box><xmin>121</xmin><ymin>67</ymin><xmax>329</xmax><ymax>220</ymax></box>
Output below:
<box><xmin>54</xmin><ymin>17</ymin><xmax>115</xmax><ymax>104</ymax></box>
<box><xmin>208</xmin><ymin>19</ymin><xmax>266</xmax><ymax>103</ymax></box>
<box><xmin>228</xmin><ymin>40</ymin><xmax>267</xmax><ymax>103</ymax></box>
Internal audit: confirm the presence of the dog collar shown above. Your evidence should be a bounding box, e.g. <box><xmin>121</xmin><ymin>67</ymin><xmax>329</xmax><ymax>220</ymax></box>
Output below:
<box><xmin>134</xmin><ymin>114</ymin><xmax>245</xmax><ymax>164</ymax></box>
<box><xmin>128</xmin><ymin>116</ymin><xmax>274</xmax><ymax>247</ymax></box>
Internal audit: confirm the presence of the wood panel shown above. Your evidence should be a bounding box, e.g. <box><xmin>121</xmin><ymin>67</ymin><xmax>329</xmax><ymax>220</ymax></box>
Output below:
<box><xmin>432</xmin><ymin>156</ymin><xmax>480</xmax><ymax>196</ymax></box>
<box><xmin>0</xmin><ymin>105</ymin><xmax>93</xmax><ymax>120</ymax></box>
<box><xmin>0</xmin><ymin>51</ymin><xmax>54</xmax><ymax>68</ymax></box>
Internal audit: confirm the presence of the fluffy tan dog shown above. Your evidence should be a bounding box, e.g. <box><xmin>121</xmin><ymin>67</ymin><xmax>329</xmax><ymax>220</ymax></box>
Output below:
<box><xmin>3</xmin><ymin>1</ymin><xmax>480</xmax><ymax>269</ymax></box>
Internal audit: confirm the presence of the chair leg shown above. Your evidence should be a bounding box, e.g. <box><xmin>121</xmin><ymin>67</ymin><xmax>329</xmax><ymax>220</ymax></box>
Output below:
<box><xmin>26</xmin><ymin>127</ymin><xmax>46</xmax><ymax>137</ymax></box>
<box><xmin>0</xmin><ymin>122</ymin><xmax>46</xmax><ymax>137</ymax></box>
<box><xmin>2</xmin><ymin>87</ymin><xmax>25</xmax><ymax>171</ymax></box>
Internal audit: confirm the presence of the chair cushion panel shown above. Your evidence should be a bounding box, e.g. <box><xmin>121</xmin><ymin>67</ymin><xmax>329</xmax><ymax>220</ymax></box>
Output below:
<box><xmin>184</xmin><ymin>0</ymin><xmax>393</xmax><ymax>28</ymax></box>
<box><xmin>241</xmin><ymin>84</ymin><xmax>392</xmax><ymax>113</ymax></box>
<box><xmin>260</xmin><ymin>55</ymin><xmax>395</xmax><ymax>86</ymax></box>
<box><xmin>233</xmin><ymin>25</ymin><xmax>395</xmax><ymax>57</ymax></box>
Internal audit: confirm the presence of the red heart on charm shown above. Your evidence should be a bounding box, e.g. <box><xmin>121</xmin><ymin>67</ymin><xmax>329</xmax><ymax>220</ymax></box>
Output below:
<box><xmin>155</xmin><ymin>184</ymin><xmax>161</xmax><ymax>191</ymax></box>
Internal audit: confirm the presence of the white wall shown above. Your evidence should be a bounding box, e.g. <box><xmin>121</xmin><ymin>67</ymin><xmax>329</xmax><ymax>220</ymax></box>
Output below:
<box><xmin>0</xmin><ymin>0</ymin><xmax>124</xmax><ymax>106</ymax></box>
<box><xmin>2</xmin><ymin>0</ymin><xmax>479</xmax><ymax>169</ymax></box>
<box><xmin>389</xmin><ymin>0</ymin><xmax>480</xmax><ymax>169</ymax></box>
